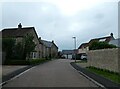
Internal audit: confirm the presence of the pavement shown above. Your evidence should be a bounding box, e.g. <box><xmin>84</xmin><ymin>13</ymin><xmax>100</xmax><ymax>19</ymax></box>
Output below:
<box><xmin>1</xmin><ymin>65</ymin><xmax>33</xmax><ymax>84</ymax></box>
<box><xmin>2</xmin><ymin>59</ymin><xmax>99</xmax><ymax>87</ymax></box>
<box><xmin>2</xmin><ymin>66</ymin><xmax>27</xmax><ymax>77</ymax></box>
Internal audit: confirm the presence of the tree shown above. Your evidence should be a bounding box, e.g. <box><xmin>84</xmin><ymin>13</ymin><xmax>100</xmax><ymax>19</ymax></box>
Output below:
<box><xmin>2</xmin><ymin>38</ymin><xmax>16</xmax><ymax>60</ymax></box>
<box><xmin>14</xmin><ymin>41</ymin><xmax>24</xmax><ymax>60</ymax></box>
<box><xmin>89</xmin><ymin>41</ymin><xmax>117</xmax><ymax>50</ymax></box>
<box><xmin>22</xmin><ymin>34</ymin><xmax>36</xmax><ymax>60</ymax></box>
<box><xmin>2</xmin><ymin>34</ymin><xmax>36</xmax><ymax>61</ymax></box>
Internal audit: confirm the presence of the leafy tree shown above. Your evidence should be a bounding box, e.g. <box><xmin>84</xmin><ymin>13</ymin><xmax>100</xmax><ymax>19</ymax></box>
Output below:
<box><xmin>89</xmin><ymin>41</ymin><xmax>117</xmax><ymax>50</ymax></box>
<box><xmin>22</xmin><ymin>34</ymin><xmax>36</xmax><ymax>60</ymax></box>
<box><xmin>2</xmin><ymin>38</ymin><xmax>16</xmax><ymax>60</ymax></box>
<box><xmin>14</xmin><ymin>41</ymin><xmax>24</xmax><ymax>60</ymax></box>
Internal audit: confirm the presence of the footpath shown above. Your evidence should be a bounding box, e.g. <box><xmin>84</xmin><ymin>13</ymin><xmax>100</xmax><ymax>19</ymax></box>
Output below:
<box><xmin>2</xmin><ymin>65</ymin><xmax>33</xmax><ymax>84</ymax></box>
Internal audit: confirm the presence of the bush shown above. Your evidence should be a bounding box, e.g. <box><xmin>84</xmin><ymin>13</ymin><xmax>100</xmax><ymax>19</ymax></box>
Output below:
<box><xmin>29</xmin><ymin>58</ymin><xmax>47</xmax><ymax>65</ymax></box>
<box><xmin>89</xmin><ymin>41</ymin><xmax>117</xmax><ymax>50</ymax></box>
<box><xmin>4</xmin><ymin>60</ymin><xmax>29</xmax><ymax>65</ymax></box>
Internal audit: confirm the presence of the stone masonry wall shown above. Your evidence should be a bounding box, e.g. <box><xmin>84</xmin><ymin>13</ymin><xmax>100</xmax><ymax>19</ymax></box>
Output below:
<box><xmin>86</xmin><ymin>48</ymin><xmax>119</xmax><ymax>73</ymax></box>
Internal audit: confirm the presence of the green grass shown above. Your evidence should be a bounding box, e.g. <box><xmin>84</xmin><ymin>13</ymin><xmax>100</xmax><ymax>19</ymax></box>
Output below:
<box><xmin>75</xmin><ymin>60</ymin><xmax>87</xmax><ymax>63</ymax></box>
<box><xmin>86</xmin><ymin>66</ymin><xmax>120</xmax><ymax>84</ymax></box>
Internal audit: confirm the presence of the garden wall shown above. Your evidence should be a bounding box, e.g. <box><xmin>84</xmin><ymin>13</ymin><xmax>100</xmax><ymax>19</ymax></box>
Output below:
<box><xmin>87</xmin><ymin>48</ymin><xmax>120</xmax><ymax>73</ymax></box>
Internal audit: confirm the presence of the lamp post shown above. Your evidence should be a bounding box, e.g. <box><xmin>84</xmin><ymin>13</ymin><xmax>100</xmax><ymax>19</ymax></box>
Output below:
<box><xmin>72</xmin><ymin>37</ymin><xmax>76</xmax><ymax>62</ymax></box>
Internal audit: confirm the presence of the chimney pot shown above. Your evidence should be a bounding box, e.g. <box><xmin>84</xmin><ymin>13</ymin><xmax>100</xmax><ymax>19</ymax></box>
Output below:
<box><xmin>110</xmin><ymin>33</ymin><xmax>113</xmax><ymax>37</ymax></box>
<box><xmin>52</xmin><ymin>40</ymin><xmax>54</xmax><ymax>43</ymax></box>
<box><xmin>18</xmin><ymin>23</ymin><xmax>22</xmax><ymax>28</ymax></box>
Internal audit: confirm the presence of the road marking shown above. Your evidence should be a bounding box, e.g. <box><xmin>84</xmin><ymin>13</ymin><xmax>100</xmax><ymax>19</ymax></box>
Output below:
<box><xmin>0</xmin><ymin>66</ymin><xmax>36</xmax><ymax>86</ymax></box>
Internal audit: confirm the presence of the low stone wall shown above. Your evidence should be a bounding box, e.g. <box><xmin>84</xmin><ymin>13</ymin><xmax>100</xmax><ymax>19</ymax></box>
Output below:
<box><xmin>86</xmin><ymin>48</ymin><xmax>119</xmax><ymax>73</ymax></box>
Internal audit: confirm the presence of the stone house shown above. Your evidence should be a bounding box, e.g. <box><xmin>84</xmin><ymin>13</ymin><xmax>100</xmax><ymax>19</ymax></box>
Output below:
<box><xmin>78</xmin><ymin>43</ymin><xmax>89</xmax><ymax>54</ymax></box>
<box><xmin>2</xmin><ymin>23</ymin><xmax>42</xmax><ymax>59</ymax></box>
<box><xmin>78</xmin><ymin>33</ymin><xmax>115</xmax><ymax>54</ymax></box>
<box><xmin>40</xmin><ymin>39</ymin><xmax>58</xmax><ymax>59</ymax></box>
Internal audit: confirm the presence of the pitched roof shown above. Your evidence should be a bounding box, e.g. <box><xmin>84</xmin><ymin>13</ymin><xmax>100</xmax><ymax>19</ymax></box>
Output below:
<box><xmin>89</xmin><ymin>36</ymin><xmax>114</xmax><ymax>43</ymax></box>
<box><xmin>78</xmin><ymin>33</ymin><xmax>115</xmax><ymax>49</ymax></box>
<box><xmin>2</xmin><ymin>27</ymin><xmax>35</xmax><ymax>38</ymax></box>
<box><xmin>78</xmin><ymin>43</ymin><xmax>89</xmax><ymax>49</ymax></box>
<box><xmin>41</xmin><ymin>40</ymin><xmax>53</xmax><ymax>48</ymax></box>
<box><xmin>40</xmin><ymin>38</ymin><xmax>58</xmax><ymax>49</ymax></box>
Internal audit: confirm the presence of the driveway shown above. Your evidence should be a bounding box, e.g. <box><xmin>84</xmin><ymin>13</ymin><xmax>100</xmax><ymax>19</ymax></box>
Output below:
<box><xmin>3</xmin><ymin>59</ymin><xmax>98</xmax><ymax>87</ymax></box>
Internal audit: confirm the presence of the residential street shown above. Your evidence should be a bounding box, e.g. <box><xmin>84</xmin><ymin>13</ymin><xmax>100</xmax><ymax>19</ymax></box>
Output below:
<box><xmin>3</xmin><ymin>59</ymin><xmax>98</xmax><ymax>87</ymax></box>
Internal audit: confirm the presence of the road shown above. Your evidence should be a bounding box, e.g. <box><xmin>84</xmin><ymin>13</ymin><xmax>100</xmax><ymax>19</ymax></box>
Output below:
<box><xmin>3</xmin><ymin>59</ymin><xmax>98</xmax><ymax>87</ymax></box>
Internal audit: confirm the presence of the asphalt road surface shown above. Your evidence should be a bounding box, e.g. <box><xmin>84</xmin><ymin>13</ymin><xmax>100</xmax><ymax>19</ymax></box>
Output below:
<box><xmin>3</xmin><ymin>59</ymin><xmax>98</xmax><ymax>87</ymax></box>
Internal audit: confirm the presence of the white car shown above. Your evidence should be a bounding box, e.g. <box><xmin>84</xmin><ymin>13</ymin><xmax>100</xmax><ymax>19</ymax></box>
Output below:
<box><xmin>81</xmin><ymin>54</ymin><xmax>87</xmax><ymax>60</ymax></box>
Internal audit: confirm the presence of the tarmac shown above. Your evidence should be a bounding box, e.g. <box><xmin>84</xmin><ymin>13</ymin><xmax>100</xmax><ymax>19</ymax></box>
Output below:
<box><xmin>1</xmin><ymin>59</ymin><xmax>120</xmax><ymax>88</ymax></box>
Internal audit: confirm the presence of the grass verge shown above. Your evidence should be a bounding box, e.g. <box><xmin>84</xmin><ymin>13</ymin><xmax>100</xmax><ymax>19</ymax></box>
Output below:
<box><xmin>75</xmin><ymin>60</ymin><xmax>87</xmax><ymax>63</ymax></box>
<box><xmin>86</xmin><ymin>66</ymin><xmax>120</xmax><ymax>84</ymax></box>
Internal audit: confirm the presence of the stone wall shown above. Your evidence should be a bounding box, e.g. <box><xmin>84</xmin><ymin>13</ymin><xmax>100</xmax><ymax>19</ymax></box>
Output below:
<box><xmin>86</xmin><ymin>48</ymin><xmax>119</xmax><ymax>73</ymax></box>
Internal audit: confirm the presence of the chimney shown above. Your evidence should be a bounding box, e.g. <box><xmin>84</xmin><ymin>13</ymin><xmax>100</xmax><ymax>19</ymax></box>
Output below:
<box><xmin>110</xmin><ymin>33</ymin><xmax>113</xmax><ymax>37</ymax></box>
<box><xmin>52</xmin><ymin>40</ymin><xmax>54</xmax><ymax>43</ymax></box>
<box><xmin>39</xmin><ymin>37</ymin><xmax>41</xmax><ymax>40</ymax></box>
<box><xmin>18</xmin><ymin>23</ymin><xmax>22</xmax><ymax>28</ymax></box>
<box><xmin>110</xmin><ymin>33</ymin><xmax>115</xmax><ymax>40</ymax></box>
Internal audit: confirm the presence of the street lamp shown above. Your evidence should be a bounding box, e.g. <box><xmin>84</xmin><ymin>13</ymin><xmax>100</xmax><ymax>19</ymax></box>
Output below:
<box><xmin>72</xmin><ymin>36</ymin><xmax>76</xmax><ymax>62</ymax></box>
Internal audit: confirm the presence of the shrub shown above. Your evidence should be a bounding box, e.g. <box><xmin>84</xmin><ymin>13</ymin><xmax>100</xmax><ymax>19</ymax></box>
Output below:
<box><xmin>89</xmin><ymin>41</ymin><xmax>117</xmax><ymax>50</ymax></box>
<box><xmin>29</xmin><ymin>58</ymin><xmax>47</xmax><ymax>65</ymax></box>
<box><xmin>4</xmin><ymin>60</ymin><xmax>29</xmax><ymax>65</ymax></box>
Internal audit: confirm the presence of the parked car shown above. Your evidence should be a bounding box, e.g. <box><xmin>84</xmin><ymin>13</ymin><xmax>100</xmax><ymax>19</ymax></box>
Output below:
<box><xmin>81</xmin><ymin>53</ymin><xmax>87</xmax><ymax>60</ymax></box>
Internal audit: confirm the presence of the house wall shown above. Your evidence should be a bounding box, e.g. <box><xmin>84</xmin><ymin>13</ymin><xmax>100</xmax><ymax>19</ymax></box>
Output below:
<box><xmin>51</xmin><ymin>45</ymin><xmax>58</xmax><ymax>58</ymax></box>
<box><xmin>16</xmin><ymin>29</ymin><xmax>41</xmax><ymax>59</ymax></box>
<box><xmin>87</xmin><ymin>48</ymin><xmax>119</xmax><ymax>72</ymax></box>
<box><xmin>41</xmin><ymin>44</ymin><xmax>47</xmax><ymax>58</ymax></box>
<box><xmin>38</xmin><ymin>43</ymin><xmax>43</xmax><ymax>58</ymax></box>
<box><xmin>78</xmin><ymin>47</ymin><xmax>89</xmax><ymax>54</ymax></box>
<box><xmin>29</xmin><ymin>29</ymin><xmax>41</xmax><ymax>59</ymax></box>
<box><xmin>46</xmin><ymin>47</ymin><xmax>50</xmax><ymax>58</ymax></box>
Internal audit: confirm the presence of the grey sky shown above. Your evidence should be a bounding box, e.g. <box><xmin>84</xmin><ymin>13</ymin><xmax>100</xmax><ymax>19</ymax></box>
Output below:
<box><xmin>1</xmin><ymin>0</ymin><xmax>119</xmax><ymax>51</ymax></box>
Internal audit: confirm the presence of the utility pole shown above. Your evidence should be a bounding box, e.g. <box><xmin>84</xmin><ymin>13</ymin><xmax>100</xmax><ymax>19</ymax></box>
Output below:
<box><xmin>72</xmin><ymin>37</ymin><xmax>76</xmax><ymax>62</ymax></box>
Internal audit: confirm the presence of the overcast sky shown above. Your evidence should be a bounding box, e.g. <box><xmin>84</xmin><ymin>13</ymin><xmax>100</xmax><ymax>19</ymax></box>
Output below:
<box><xmin>1</xmin><ymin>0</ymin><xmax>119</xmax><ymax>51</ymax></box>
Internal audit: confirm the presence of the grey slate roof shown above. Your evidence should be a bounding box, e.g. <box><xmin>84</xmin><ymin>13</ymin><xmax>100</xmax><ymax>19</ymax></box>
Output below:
<box><xmin>2</xmin><ymin>27</ymin><xmax>35</xmax><ymax>38</ymax></box>
<box><xmin>41</xmin><ymin>40</ymin><xmax>53</xmax><ymax>48</ymax></box>
<box><xmin>78</xmin><ymin>43</ymin><xmax>89</xmax><ymax>49</ymax></box>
